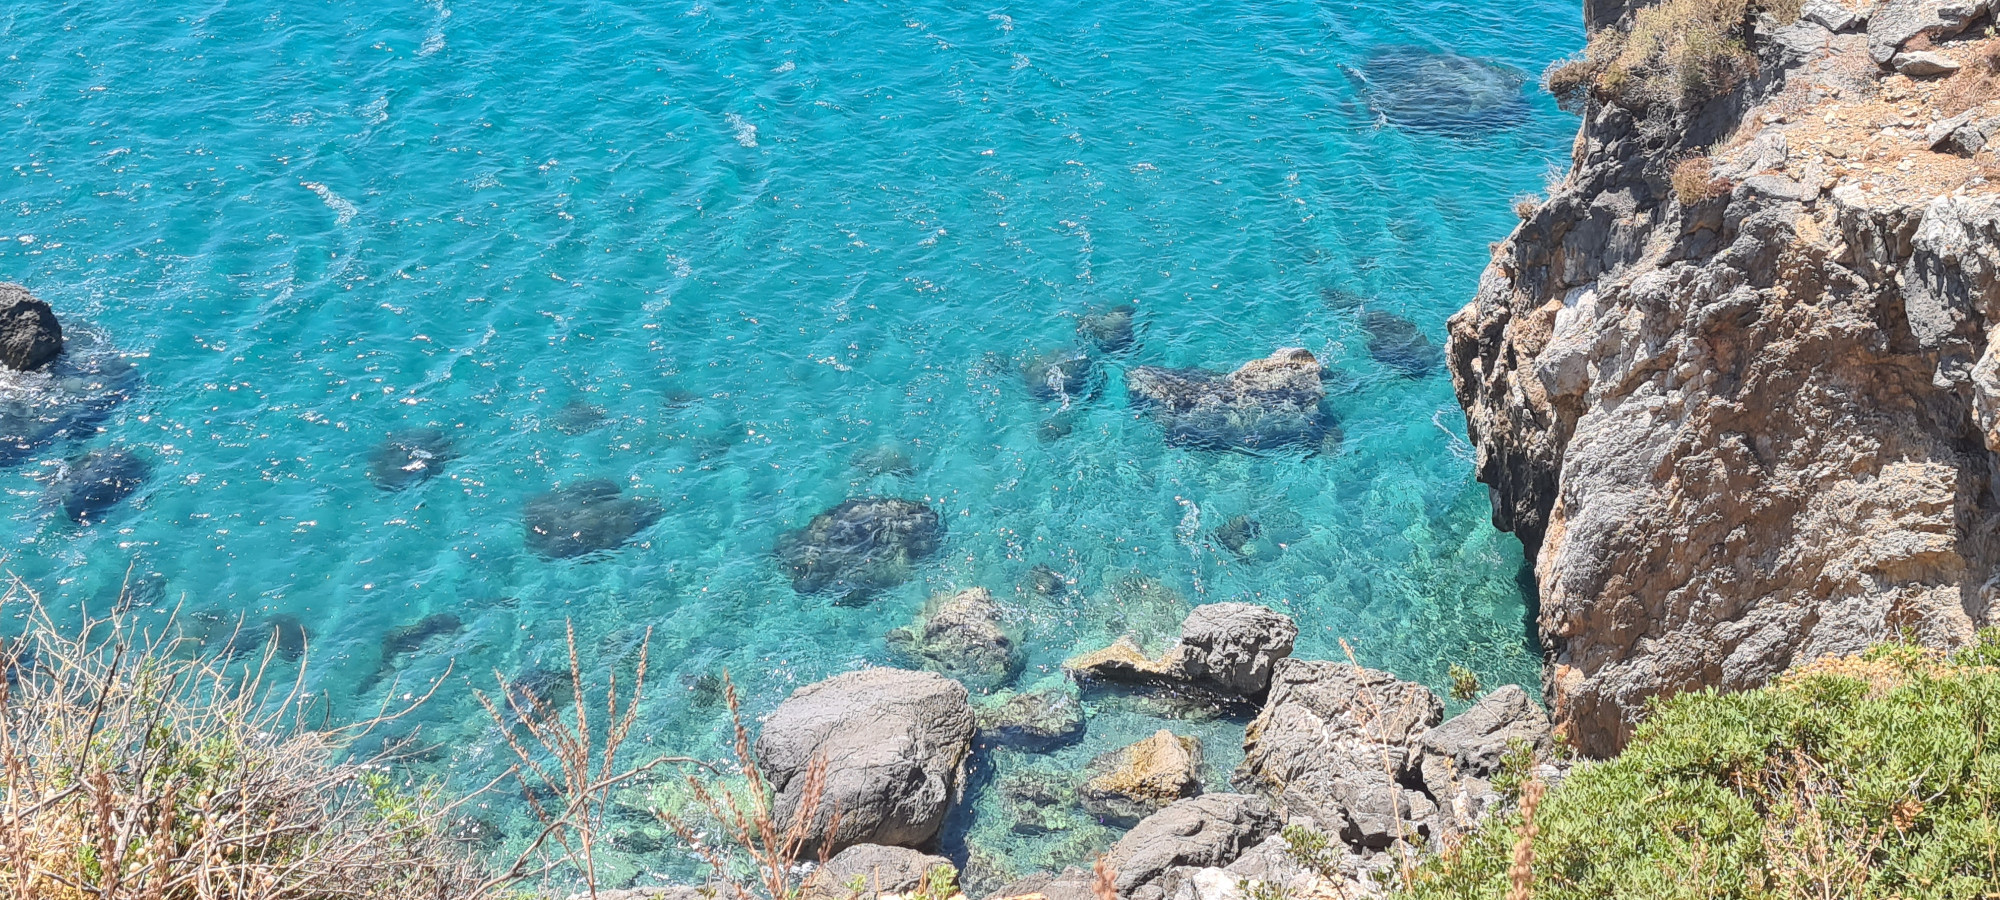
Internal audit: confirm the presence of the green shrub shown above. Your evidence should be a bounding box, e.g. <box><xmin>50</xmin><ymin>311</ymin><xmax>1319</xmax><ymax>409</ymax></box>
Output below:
<box><xmin>1397</xmin><ymin>633</ymin><xmax>2000</xmax><ymax>899</ymax></box>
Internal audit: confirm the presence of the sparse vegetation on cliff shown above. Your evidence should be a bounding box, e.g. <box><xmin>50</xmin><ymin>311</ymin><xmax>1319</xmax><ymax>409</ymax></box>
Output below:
<box><xmin>1396</xmin><ymin>631</ymin><xmax>2000</xmax><ymax>899</ymax></box>
<box><xmin>1543</xmin><ymin>0</ymin><xmax>1801</xmax><ymax>112</ymax></box>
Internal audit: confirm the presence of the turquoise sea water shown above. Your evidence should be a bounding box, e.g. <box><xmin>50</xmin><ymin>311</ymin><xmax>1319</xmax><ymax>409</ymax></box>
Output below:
<box><xmin>1</xmin><ymin>0</ymin><xmax>1578</xmax><ymax>886</ymax></box>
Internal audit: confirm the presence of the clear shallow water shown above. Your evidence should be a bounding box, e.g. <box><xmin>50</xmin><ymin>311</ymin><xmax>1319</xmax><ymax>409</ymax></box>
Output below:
<box><xmin>1</xmin><ymin>0</ymin><xmax>1577</xmax><ymax>886</ymax></box>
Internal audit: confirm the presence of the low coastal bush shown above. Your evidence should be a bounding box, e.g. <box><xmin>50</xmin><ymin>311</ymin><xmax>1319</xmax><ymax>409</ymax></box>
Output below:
<box><xmin>1397</xmin><ymin>630</ymin><xmax>2000</xmax><ymax>899</ymax></box>
<box><xmin>1545</xmin><ymin>0</ymin><xmax>1799</xmax><ymax>112</ymax></box>
<box><xmin>0</xmin><ymin>587</ymin><xmax>493</xmax><ymax>898</ymax></box>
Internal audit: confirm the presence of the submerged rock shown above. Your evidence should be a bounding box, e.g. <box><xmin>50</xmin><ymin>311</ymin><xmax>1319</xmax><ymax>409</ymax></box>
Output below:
<box><xmin>851</xmin><ymin>444</ymin><xmax>917</xmax><ymax>477</ymax></box>
<box><xmin>1020</xmin><ymin>564</ymin><xmax>1069</xmax><ymax>599</ymax></box>
<box><xmin>0</xmin><ymin>284</ymin><xmax>63</xmax><ymax>372</ymax></box>
<box><xmin>551</xmin><ymin>400</ymin><xmax>609</xmax><ymax>434</ymax></box>
<box><xmin>1079</xmin><ymin>304</ymin><xmax>1138</xmax><ymax>353</ymax></box>
<box><xmin>775</xmin><ymin>497</ymin><xmax>945</xmax><ymax>597</ymax></box>
<box><xmin>232</xmin><ymin>614</ymin><xmax>311</xmax><ymax>661</ymax></box>
<box><xmin>1360</xmin><ymin>311</ymin><xmax>1442</xmax><ymax>378</ymax></box>
<box><xmin>362</xmin><ymin>612</ymin><xmax>465</xmax><ymax>691</ymax></box>
<box><xmin>1037</xmin><ymin>411</ymin><xmax>1076</xmax><ymax>443</ymax></box>
<box><xmin>367</xmin><ymin>428</ymin><xmax>457</xmax><ymax>490</ymax></box>
<box><xmin>51</xmin><ymin>446</ymin><xmax>147</xmax><ymax>524</ymax></box>
<box><xmin>1023</xmin><ymin>348</ymin><xmax>1096</xmax><ymax>401</ymax></box>
<box><xmin>0</xmin><ymin>328</ymin><xmax>138</xmax><ymax>468</ymax></box>
<box><xmin>974</xmin><ymin>684</ymin><xmax>1086</xmax><ymax>751</ymax></box>
<box><xmin>1127</xmin><ymin>349</ymin><xmax>1330</xmax><ymax>450</ymax></box>
<box><xmin>996</xmin><ymin>766</ymin><xmax>1084</xmax><ymax>836</ymax></box>
<box><xmin>1081</xmin><ymin>730</ymin><xmax>1204</xmax><ymax>826</ymax></box>
<box><xmin>887</xmin><ymin>587</ymin><xmax>1021</xmax><ymax>691</ymax></box>
<box><xmin>523</xmin><ymin>480</ymin><xmax>664</xmax><ymax>558</ymax></box>
<box><xmin>1212</xmin><ymin>515</ymin><xmax>1282</xmax><ymax>563</ymax></box>
<box><xmin>1348</xmin><ymin>47</ymin><xmax>1529</xmax><ymax>135</ymax></box>
<box><xmin>755</xmin><ymin>668</ymin><xmax>975</xmax><ymax>855</ymax></box>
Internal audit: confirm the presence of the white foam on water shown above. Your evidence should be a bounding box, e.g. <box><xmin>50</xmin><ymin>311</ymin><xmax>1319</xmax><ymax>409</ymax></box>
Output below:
<box><xmin>724</xmin><ymin>113</ymin><xmax>758</xmax><ymax>147</ymax></box>
<box><xmin>363</xmin><ymin>95</ymin><xmax>388</xmax><ymax>125</ymax></box>
<box><xmin>773</xmin><ymin>60</ymin><xmax>795</xmax><ymax>74</ymax></box>
<box><xmin>420</xmin><ymin>0</ymin><xmax>450</xmax><ymax>56</ymax></box>
<box><xmin>300</xmin><ymin>181</ymin><xmax>357</xmax><ymax>225</ymax></box>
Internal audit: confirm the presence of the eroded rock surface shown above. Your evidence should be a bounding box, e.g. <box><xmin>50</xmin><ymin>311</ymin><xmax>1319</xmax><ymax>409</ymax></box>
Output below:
<box><xmin>1232</xmin><ymin>660</ymin><xmax>1442</xmax><ymax>849</ymax></box>
<box><xmin>755</xmin><ymin>668</ymin><xmax>974</xmax><ymax>855</ymax></box>
<box><xmin>1450</xmin><ymin>7</ymin><xmax>2000</xmax><ymax>755</ymax></box>
<box><xmin>0</xmin><ymin>284</ymin><xmax>63</xmax><ymax>371</ymax></box>
<box><xmin>1065</xmin><ymin>603</ymin><xmax>1297</xmax><ymax>699</ymax></box>
<box><xmin>1079</xmin><ymin>729</ymin><xmax>1204</xmax><ymax>826</ymax></box>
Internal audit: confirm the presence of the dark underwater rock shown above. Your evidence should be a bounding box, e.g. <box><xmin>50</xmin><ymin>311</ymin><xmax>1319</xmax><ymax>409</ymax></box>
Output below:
<box><xmin>523</xmin><ymin>479</ymin><xmax>664</xmax><ymax>558</ymax></box>
<box><xmin>886</xmin><ymin>587</ymin><xmax>1021</xmax><ymax>691</ymax></box>
<box><xmin>52</xmin><ymin>446</ymin><xmax>147</xmax><ymax>524</ymax></box>
<box><xmin>1348</xmin><ymin>47</ymin><xmax>1529</xmax><ymax>135</ymax></box>
<box><xmin>0</xmin><ymin>328</ymin><xmax>139</xmax><ymax>467</ymax></box>
<box><xmin>975</xmin><ymin>684</ymin><xmax>1086</xmax><ymax>751</ymax></box>
<box><xmin>1127</xmin><ymin>348</ymin><xmax>1330</xmax><ymax>450</ymax></box>
<box><xmin>1360</xmin><ymin>311</ymin><xmax>1443</xmax><ymax>378</ymax></box>
<box><xmin>362</xmin><ymin>612</ymin><xmax>465</xmax><ymax>691</ymax></box>
<box><xmin>0</xmin><ymin>284</ymin><xmax>63</xmax><ymax>371</ymax></box>
<box><xmin>1020</xmin><ymin>563</ymin><xmax>1068</xmax><ymax>599</ymax></box>
<box><xmin>1022</xmin><ymin>349</ymin><xmax>1096</xmax><ymax>401</ymax></box>
<box><xmin>231</xmin><ymin>614</ymin><xmax>310</xmax><ymax>661</ymax></box>
<box><xmin>1213</xmin><ymin>515</ymin><xmax>1282</xmax><ymax>563</ymax></box>
<box><xmin>367</xmin><ymin>428</ymin><xmax>457</xmax><ymax>490</ymax></box>
<box><xmin>1037</xmin><ymin>411</ymin><xmax>1076</xmax><ymax>443</ymax></box>
<box><xmin>775</xmin><ymin>497</ymin><xmax>944</xmax><ymax>597</ymax></box>
<box><xmin>552</xmin><ymin>400</ymin><xmax>608</xmax><ymax>434</ymax></box>
<box><xmin>1079</xmin><ymin>304</ymin><xmax>1137</xmax><ymax>353</ymax></box>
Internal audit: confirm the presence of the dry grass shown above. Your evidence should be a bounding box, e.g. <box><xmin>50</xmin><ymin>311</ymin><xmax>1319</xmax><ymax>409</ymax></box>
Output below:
<box><xmin>0</xmin><ymin>580</ymin><xmax>491</xmax><ymax>899</ymax></box>
<box><xmin>1936</xmin><ymin>46</ymin><xmax>2000</xmax><ymax>117</ymax></box>
<box><xmin>1548</xmin><ymin>0</ymin><xmax>1796</xmax><ymax>113</ymax></box>
<box><xmin>1669</xmin><ymin>155</ymin><xmax>1730</xmax><ymax>204</ymax></box>
<box><xmin>657</xmin><ymin>675</ymin><xmax>836</xmax><ymax>900</ymax></box>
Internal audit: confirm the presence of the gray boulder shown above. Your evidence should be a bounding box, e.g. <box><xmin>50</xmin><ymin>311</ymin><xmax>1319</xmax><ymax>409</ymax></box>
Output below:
<box><xmin>1891</xmin><ymin>49</ymin><xmax>1961</xmax><ymax>76</ymax></box>
<box><xmin>0</xmin><ymin>284</ymin><xmax>63</xmax><ymax>372</ymax></box>
<box><xmin>1172</xmin><ymin>603</ymin><xmax>1297</xmax><ymax>698</ymax></box>
<box><xmin>1417</xmin><ymin>685</ymin><xmax>1553</xmax><ymax>828</ymax></box>
<box><xmin>1232</xmin><ymin>660</ymin><xmax>1443</xmax><ymax>849</ymax></box>
<box><xmin>1065</xmin><ymin>603</ymin><xmax>1296</xmax><ymax>699</ymax></box>
<box><xmin>804</xmin><ymin>844</ymin><xmax>955</xmax><ymax>900</ymax></box>
<box><xmin>1101</xmin><ymin>794</ymin><xmax>1282</xmax><ymax>900</ymax></box>
<box><xmin>987</xmin><ymin>868</ymin><xmax>1099</xmax><ymax>900</ymax></box>
<box><xmin>1866</xmin><ymin>0</ymin><xmax>1994</xmax><ymax>62</ymax></box>
<box><xmin>887</xmin><ymin>587</ymin><xmax>1022</xmax><ymax>691</ymax></box>
<box><xmin>756</xmin><ymin>668</ymin><xmax>975</xmax><ymax>855</ymax></box>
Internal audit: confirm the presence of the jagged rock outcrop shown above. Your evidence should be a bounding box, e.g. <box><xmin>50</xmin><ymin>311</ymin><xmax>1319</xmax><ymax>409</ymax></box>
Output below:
<box><xmin>0</xmin><ymin>284</ymin><xmax>63</xmax><ymax>371</ymax></box>
<box><xmin>1079</xmin><ymin>730</ymin><xmax>1204</xmax><ymax>826</ymax></box>
<box><xmin>1232</xmin><ymin>660</ymin><xmax>1443</xmax><ymax>849</ymax></box>
<box><xmin>1126</xmin><ymin>349</ymin><xmax>1333</xmax><ymax>450</ymax></box>
<box><xmin>1415</xmin><ymin>685</ymin><xmax>1554</xmax><ymax>832</ymax></box>
<box><xmin>1065</xmin><ymin>603</ymin><xmax>1297</xmax><ymax>699</ymax></box>
<box><xmin>1450</xmin><ymin>4</ymin><xmax>2000</xmax><ymax>755</ymax></box>
<box><xmin>756</xmin><ymin>668</ymin><xmax>975</xmax><ymax>855</ymax></box>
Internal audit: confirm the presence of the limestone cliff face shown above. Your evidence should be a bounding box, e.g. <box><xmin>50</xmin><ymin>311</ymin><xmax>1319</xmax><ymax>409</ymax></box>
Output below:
<box><xmin>1450</xmin><ymin>0</ymin><xmax>2000</xmax><ymax>755</ymax></box>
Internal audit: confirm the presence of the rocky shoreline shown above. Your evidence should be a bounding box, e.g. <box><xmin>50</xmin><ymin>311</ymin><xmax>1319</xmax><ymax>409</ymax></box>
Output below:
<box><xmin>729</xmin><ymin>602</ymin><xmax>1557</xmax><ymax>900</ymax></box>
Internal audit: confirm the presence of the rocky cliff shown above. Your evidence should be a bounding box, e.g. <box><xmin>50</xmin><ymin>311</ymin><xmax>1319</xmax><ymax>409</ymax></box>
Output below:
<box><xmin>1450</xmin><ymin>0</ymin><xmax>2000</xmax><ymax>755</ymax></box>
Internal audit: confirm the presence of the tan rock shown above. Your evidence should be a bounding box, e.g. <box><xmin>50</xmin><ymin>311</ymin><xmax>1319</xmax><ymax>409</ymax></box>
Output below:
<box><xmin>1079</xmin><ymin>729</ymin><xmax>1203</xmax><ymax>825</ymax></box>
